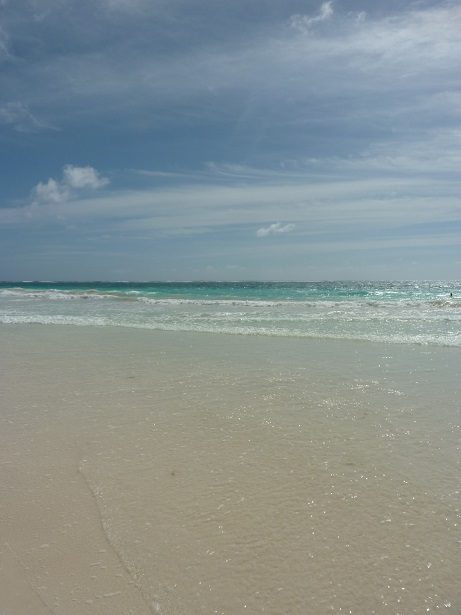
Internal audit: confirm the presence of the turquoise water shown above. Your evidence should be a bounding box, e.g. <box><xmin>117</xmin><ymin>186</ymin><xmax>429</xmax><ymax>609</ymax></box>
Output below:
<box><xmin>1</xmin><ymin>280</ymin><xmax>458</xmax><ymax>301</ymax></box>
<box><xmin>1</xmin><ymin>280</ymin><xmax>460</xmax><ymax>345</ymax></box>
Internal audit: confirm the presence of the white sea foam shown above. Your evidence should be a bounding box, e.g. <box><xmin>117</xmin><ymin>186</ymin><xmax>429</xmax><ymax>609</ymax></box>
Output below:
<box><xmin>1</xmin><ymin>312</ymin><xmax>460</xmax><ymax>346</ymax></box>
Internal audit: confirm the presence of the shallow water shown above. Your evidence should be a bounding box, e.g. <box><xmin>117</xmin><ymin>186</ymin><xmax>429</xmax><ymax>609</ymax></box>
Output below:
<box><xmin>1</xmin><ymin>326</ymin><xmax>460</xmax><ymax>614</ymax></box>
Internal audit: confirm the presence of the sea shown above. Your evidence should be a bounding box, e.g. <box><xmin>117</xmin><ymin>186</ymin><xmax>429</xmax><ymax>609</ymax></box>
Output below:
<box><xmin>1</xmin><ymin>280</ymin><xmax>461</xmax><ymax>345</ymax></box>
<box><xmin>1</xmin><ymin>280</ymin><xmax>460</xmax><ymax>614</ymax></box>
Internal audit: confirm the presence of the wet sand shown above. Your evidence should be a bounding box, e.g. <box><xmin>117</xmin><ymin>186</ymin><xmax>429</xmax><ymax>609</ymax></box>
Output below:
<box><xmin>1</xmin><ymin>325</ymin><xmax>460</xmax><ymax>614</ymax></box>
<box><xmin>1</xmin><ymin>326</ymin><xmax>151</xmax><ymax>614</ymax></box>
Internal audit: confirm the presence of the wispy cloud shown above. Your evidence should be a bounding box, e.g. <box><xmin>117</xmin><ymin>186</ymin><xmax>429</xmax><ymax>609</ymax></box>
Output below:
<box><xmin>0</xmin><ymin>24</ymin><xmax>10</xmax><ymax>59</ymax></box>
<box><xmin>3</xmin><ymin>2</ymin><xmax>459</xmax><ymax>131</ymax></box>
<box><xmin>256</xmin><ymin>222</ymin><xmax>296</xmax><ymax>237</ymax></box>
<box><xmin>0</xmin><ymin>101</ymin><xmax>47</xmax><ymax>132</ymax></box>
<box><xmin>6</xmin><ymin>163</ymin><xmax>452</xmax><ymax>235</ymax></box>
<box><xmin>288</xmin><ymin>1</ymin><xmax>334</xmax><ymax>33</ymax></box>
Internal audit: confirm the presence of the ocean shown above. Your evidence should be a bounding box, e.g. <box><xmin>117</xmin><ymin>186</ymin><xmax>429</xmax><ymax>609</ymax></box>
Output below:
<box><xmin>1</xmin><ymin>281</ymin><xmax>460</xmax><ymax>614</ymax></box>
<box><xmin>1</xmin><ymin>280</ymin><xmax>461</xmax><ymax>346</ymax></box>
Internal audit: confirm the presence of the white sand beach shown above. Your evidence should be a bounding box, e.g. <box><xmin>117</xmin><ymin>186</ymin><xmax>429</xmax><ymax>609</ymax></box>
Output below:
<box><xmin>1</xmin><ymin>325</ymin><xmax>460</xmax><ymax>614</ymax></box>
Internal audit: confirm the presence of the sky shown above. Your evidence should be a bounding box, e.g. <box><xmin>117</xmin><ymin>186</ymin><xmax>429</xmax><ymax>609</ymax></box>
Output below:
<box><xmin>1</xmin><ymin>0</ymin><xmax>460</xmax><ymax>281</ymax></box>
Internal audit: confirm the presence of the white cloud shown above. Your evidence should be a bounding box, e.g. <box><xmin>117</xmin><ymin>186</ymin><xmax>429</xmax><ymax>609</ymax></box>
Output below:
<box><xmin>63</xmin><ymin>165</ymin><xmax>109</xmax><ymax>189</ymax></box>
<box><xmin>33</xmin><ymin>178</ymin><xmax>69</xmax><ymax>204</ymax></box>
<box><xmin>32</xmin><ymin>165</ymin><xmax>109</xmax><ymax>205</ymax></box>
<box><xmin>256</xmin><ymin>222</ymin><xmax>296</xmax><ymax>237</ymax></box>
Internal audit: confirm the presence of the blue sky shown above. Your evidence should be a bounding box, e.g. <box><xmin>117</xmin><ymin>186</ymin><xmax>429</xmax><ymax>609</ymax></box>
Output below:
<box><xmin>1</xmin><ymin>0</ymin><xmax>460</xmax><ymax>281</ymax></box>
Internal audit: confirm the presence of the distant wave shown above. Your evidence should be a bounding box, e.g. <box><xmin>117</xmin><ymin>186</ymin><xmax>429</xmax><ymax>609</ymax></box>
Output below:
<box><xmin>2</xmin><ymin>287</ymin><xmax>459</xmax><ymax>310</ymax></box>
<box><xmin>0</xmin><ymin>288</ymin><xmax>140</xmax><ymax>301</ymax></box>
